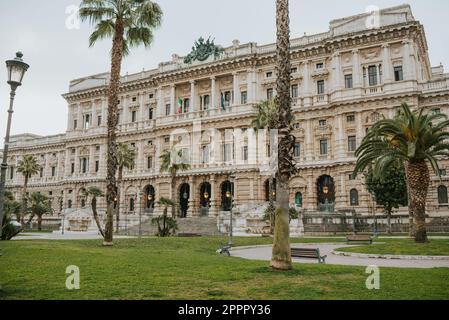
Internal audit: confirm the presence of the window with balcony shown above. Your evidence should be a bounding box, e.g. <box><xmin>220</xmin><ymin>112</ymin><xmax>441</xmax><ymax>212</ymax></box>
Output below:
<box><xmin>83</xmin><ymin>114</ymin><xmax>91</xmax><ymax>129</ymax></box>
<box><xmin>241</xmin><ymin>91</ymin><xmax>247</xmax><ymax>105</ymax></box>
<box><xmin>344</xmin><ymin>74</ymin><xmax>353</xmax><ymax>88</ymax></box>
<box><xmin>202</xmin><ymin>145</ymin><xmax>210</xmax><ymax>164</ymax></box>
<box><xmin>242</xmin><ymin>146</ymin><xmax>248</xmax><ymax>161</ymax></box>
<box><xmin>319</xmin><ymin>139</ymin><xmax>328</xmax><ymax>155</ymax></box>
<box><xmin>438</xmin><ymin>185</ymin><xmax>448</xmax><ymax>204</ymax></box>
<box><xmin>350</xmin><ymin>189</ymin><xmax>359</xmax><ymax>206</ymax></box>
<box><xmin>148</xmin><ymin>108</ymin><xmax>153</xmax><ymax>120</ymax></box>
<box><xmin>367</xmin><ymin>65</ymin><xmax>380</xmax><ymax>86</ymax></box>
<box><xmin>73</xmin><ymin>119</ymin><xmax>77</xmax><ymax>130</ymax></box>
<box><xmin>40</xmin><ymin>167</ymin><xmax>43</xmax><ymax>178</ymax></box>
<box><xmin>223</xmin><ymin>144</ymin><xmax>233</xmax><ymax>162</ymax></box>
<box><xmin>165</xmin><ymin>104</ymin><xmax>171</xmax><ymax>116</ymax></box>
<box><xmin>202</xmin><ymin>95</ymin><xmax>210</xmax><ymax>110</ymax></box>
<box><xmin>348</xmin><ymin>136</ymin><xmax>357</xmax><ymax>152</ymax></box>
<box><xmin>9</xmin><ymin>166</ymin><xmax>14</xmax><ymax>180</ymax></box>
<box><xmin>71</xmin><ymin>163</ymin><xmax>75</xmax><ymax>174</ymax></box>
<box><xmin>131</xmin><ymin>110</ymin><xmax>137</xmax><ymax>123</ymax></box>
<box><xmin>394</xmin><ymin>66</ymin><xmax>403</xmax><ymax>81</ymax></box>
<box><xmin>222</xmin><ymin>92</ymin><xmax>232</xmax><ymax>108</ymax></box>
<box><xmin>267</xmin><ymin>88</ymin><xmax>274</xmax><ymax>100</ymax></box>
<box><xmin>95</xmin><ymin>160</ymin><xmax>99</xmax><ymax>173</ymax></box>
<box><xmin>80</xmin><ymin>158</ymin><xmax>88</xmax><ymax>174</ymax></box>
<box><xmin>294</xmin><ymin>143</ymin><xmax>301</xmax><ymax>158</ymax></box>
<box><xmin>317</xmin><ymin>80</ymin><xmax>325</xmax><ymax>94</ymax></box>
<box><xmin>291</xmin><ymin>84</ymin><xmax>299</xmax><ymax>99</ymax></box>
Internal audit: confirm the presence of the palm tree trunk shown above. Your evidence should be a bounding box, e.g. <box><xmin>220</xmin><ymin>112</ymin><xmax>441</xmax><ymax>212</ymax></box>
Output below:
<box><xmin>271</xmin><ymin>0</ymin><xmax>293</xmax><ymax>271</ymax></box>
<box><xmin>21</xmin><ymin>176</ymin><xmax>28</xmax><ymax>226</ymax></box>
<box><xmin>92</xmin><ymin>196</ymin><xmax>105</xmax><ymax>238</ymax></box>
<box><xmin>405</xmin><ymin>160</ymin><xmax>429</xmax><ymax>243</ymax></box>
<box><xmin>269</xmin><ymin>177</ymin><xmax>275</xmax><ymax>234</ymax></box>
<box><xmin>104</xmin><ymin>18</ymin><xmax>125</xmax><ymax>246</ymax></box>
<box><xmin>386</xmin><ymin>207</ymin><xmax>392</xmax><ymax>235</ymax></box>
<box><xmin>115</xmin><ymin>166</ymin><xmax>123</xmax><ymax>233</ymax></box>
<box><xmin>171</xmin><ymin>173</ymin><xmax>176</xmax><ymax>218</ymax></box>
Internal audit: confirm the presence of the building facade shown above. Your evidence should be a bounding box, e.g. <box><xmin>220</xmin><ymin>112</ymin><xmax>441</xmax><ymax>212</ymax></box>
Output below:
<box><xmin>5</xmin><ymin>5</ymin><xmax>449</xmax><ymax>228</ymax></box>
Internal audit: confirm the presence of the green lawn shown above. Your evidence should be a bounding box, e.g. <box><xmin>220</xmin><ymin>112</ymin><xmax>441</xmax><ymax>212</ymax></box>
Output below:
<box><xmin>336</xmin><ymin>238</ymin><xmax>449</xmax><ymax>256</ymax></box>
<box><xmin>1</xmin><ymin>237</ymin><xmax>449</xmax><ymax>300</ymax></box>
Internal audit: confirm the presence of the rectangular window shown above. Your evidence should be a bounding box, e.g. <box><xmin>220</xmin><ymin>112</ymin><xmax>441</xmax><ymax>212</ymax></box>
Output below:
<box><xmin>317</xmin><ymin>80</ymin><xmax>325</xmax><ymax>94</ymax></box>
<box><xmin>349</xmin><ymin>173</ymin><xmax>356</xmax><ymax>180</ymax></box>
<box><xmin>97</xmin><ymin>115</ymin><xmax>102</xmax><ymax>126</ymax></box>
<box><xmin>81</xmin><ymin>158</ymin><xmax>88</xmax><ymax>174</ymax></box>
<box><xmin>291</xmin><ymin>84</ymin><xmax>299</xmax><ymax>99</ymax></box>
<box><xmin>267</xmin><ymin>88</ymin><xmax>274</xmax><ymax>100</ymax></box>
<box><xmin>95</xmin><ymin>160</ymin><xmax>99</xmax><ymax>173</ymax></box>
<box><xmin>242</xmin><ymin>146</ymin><xmax>248</xmax><ymax>161</ymax></box>
<box><xmin>203</xmin><ymin>95</ymin><xmax>210</xmax><ymax>110</ymax></box>
<box><xmin>294</xmin><ymin>143</ymin><xmax>301</xmax><ymax>158</ymax></box>
<box><xmin>202</xmin><ymin>146</ymin><xmax>210</xmax><ymax>164</ymax></box>
<box><xmin>266</xmin><ymin>71</ymin><xmax>273</xmax><ymax>78</ymax></box>
<box><xmin>241</xmin><ymin>91</ymin><xmax>247</xmax><ymax>105</ymax></box>
<box><xmin>71</xmin><ymin>163</ymin><xmax>75</xmax><ymax>174</ymax></box>
<box><xmin>320</xmin><ymin>139</ymin><xmax>328</xmax><ymax>155</ymax></box>
<box><xmin>40</xmin><ymin>167</ymin><xmax>44</xmax><ymax>178</ymax></box>
<box><xmin>147</xmin><ymin>156</ymin><xmax>153</xmax><ymax>169</ymax></box>
<box><xmin>347</xmin><ymin>115</ymin><xmax>355</xmax><ymax>122</ymax></box>
<box><xmin>131</xmin><ymin>110</ymin><xmax>137</xmax><ymax>123</ymax></box>
<box><xmin>165</xmin><ymin>104</ymin><xmax>171</xmax><ymax>116</ymax></box>
<box><xmin>348</xmin><ymin>136</ymin><xmax>357</xmax><ymax>152</ymax></box>
<box><xmin>316</xmin><ymin>63</ymin><xmax>324</xmax><ymax>69</ymax></box>
<box><xmin>51</xmin><ymin>167</ymin><xmax>56</xmax><ymax>177</ymax></box>
<box><xmin>73</xmin><ymin>119</ymin><xmax>77</xmax><ymax>130</ymax></box>
<box><xmin>9</xmin><ymin>166</ymin><xmax>14</xmax><ymax>180</ymax></box>
<box><xmin>345</xmin><ymin>74</ymin><xmax>353</xmax><ymax>88</ymax></box>
<box><xmin>132</xmin><ymin>97</ymin><xmax>137</xmax><ymax>102</ymax></box>
<box><xmin>223</xmin><ymin>92</ymin><xmax>231</xmax><ymax>107</ymax></box>
<box><xmin>432</xmin><ymin>108</ymin><xmax>441</xmax><ymax>115</ymax></box>
<box><xmin>148</xmin><ymin>108</ymin><xmax>153</xmax><ymax>120</ymax></box>
<box><xmin>291</xmin><ymin>67</ymin><xmax>298</xmax><ymax>73</ymax></box>
<box><xmin>223</xmin><ymin>144</ymin><xmax>233</xmax><ymax>162</ymax></box>
<box><xmin>84</xmin><ymin>114</ymin><xmax>90</xmax><ymax>129</ymax></box>
<box><xmin>394</xmin><ymin>66</ymin><xmax>403</xmax><ymax>81</ymax></box>
<box><xmin>319</xmin><ymin>119</ymin><xmax>327</xmax><ymax>127</ymax></box>
<box><xmin>368</xmin><ymin>65</ymin><xmax>378</xmax><ymax>86</ymax></box>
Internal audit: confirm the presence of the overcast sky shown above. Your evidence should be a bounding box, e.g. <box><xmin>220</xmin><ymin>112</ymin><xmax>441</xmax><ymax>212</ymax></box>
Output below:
<box><xmin>0</xmin><ymin>0</ymin><xmax>448</xmax><ymax>137</ymax></box>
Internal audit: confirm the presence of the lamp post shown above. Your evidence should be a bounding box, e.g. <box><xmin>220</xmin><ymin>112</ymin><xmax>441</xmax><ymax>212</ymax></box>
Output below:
<box><xmin>0</xmin><ymin>52</ymin><xmax>29</xmax><ymax>239</ymax></box>
<box><xmin>138</xmin><ymin>191</ymin><xmax>143</xmax><ymax>238</ymax></box>
<box><xmin>228</xmin><ymin>172</ymin><xmax>236</xmax><ymax>247</ymax></box>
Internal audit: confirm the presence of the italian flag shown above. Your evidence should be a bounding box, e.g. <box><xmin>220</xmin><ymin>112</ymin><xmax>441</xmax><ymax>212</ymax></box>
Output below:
<box><xmin>178</xmin><ymin>97</ymin><xmax>183</xmax><ymax>113</ymax></box>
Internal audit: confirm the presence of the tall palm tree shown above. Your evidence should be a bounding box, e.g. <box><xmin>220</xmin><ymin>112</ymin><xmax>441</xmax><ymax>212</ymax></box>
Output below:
<box><xmin>80</xmin><ymin>0</ymin><xmax>163</xmax><ymax>246</ymax></box>
<box><xmin>82</xmin><ymin>187</ymin><xmax>105</xmax><ymax>238</ymax></box>
<box><xmin>270</xmin><ymin>0</ymin><xmax>296</xmax><ymax>271</ymax></box>
<box><xmin>115</xmin><ymin>142</ymin><xmax>136</xmax><ymax>232</ymax></box>
<box><xmin>160</xmin><ymin>147</ymin><xmax>190</xmax><ymax>218</ymax></box>
<box><xmin>16</xmin><ymin>155</ymin><xmax>41</xmax><ymax>224</ymax></box>
<box><xmin>26</xmin><ymin>193</ymin><xmax>53</xmax><ymax>231</ymax></box>
<box><xmin>355</xmin><ymin>103</ymin><xmax>449</xmax><ymax>243</ymax></box>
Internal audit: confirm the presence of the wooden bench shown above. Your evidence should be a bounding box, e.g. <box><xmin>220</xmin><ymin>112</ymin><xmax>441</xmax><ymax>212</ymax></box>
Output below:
<box><xmin>346</xmin><ymin>235</ymin><xmax>373</xmax><ymax>244</ymax></box>
<box><xmin>291</xmin><ymin>248</ymin><xmax>327</xmax><ymax>264</ymax></box>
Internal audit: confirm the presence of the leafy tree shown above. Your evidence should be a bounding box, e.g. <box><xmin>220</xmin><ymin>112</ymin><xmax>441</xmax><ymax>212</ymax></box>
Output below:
<box><xmin>27</xmin><ymin>193</ymin><xmax>53</xmax><ymax>231</ymax></box>
<box><xmin>160</xmin><ymin>147</ymin><xmax>190</xmax><ymax>218</ymax></box>
<box><xmin>364</xmin><ymin>164</ymin><xmax>408</xmax><ymax>234</ymax></box>
<box><xmin>1</xmin><ymin>191</ymin><xmax>22</xmax><ymax>240</ymax></box>
<box><xmin>271</xmin><ymin>0</ymin><xmax>296</xmax><ymax>271</ymax></box>
<box><xmin>80</xmin><ymin>0</ymin><xmax>163</xmax><ymax>246</ymax></box>
<box><xmin>82</xmin><ymin>187</ymin><xmax>105</xmax><ymax>238</ymax></box>
<box><xmin>355</xmin><ymin>103</ymin><xmax>449</xmax><ymax>242</ymax></box>
<box><xmin>16</xmin><ymin>155</ymin><xmax>41</xmax><ymax>224</ymax></box>
<box><xmin>152</xmin><ymin>197</ymin><xmax>178</xmax><ymax>237</ymax></box>
<box><xmin>116</xmin><ymin>142</ymin><xmax>136</xmax><ymax>232</ymax></box>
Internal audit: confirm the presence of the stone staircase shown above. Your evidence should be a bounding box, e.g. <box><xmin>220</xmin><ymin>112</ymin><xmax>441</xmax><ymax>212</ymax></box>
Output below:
<box><xmin>120</xmin><ymin>216</ymin><xmax>224</xmax><ymax>236</ymax></box>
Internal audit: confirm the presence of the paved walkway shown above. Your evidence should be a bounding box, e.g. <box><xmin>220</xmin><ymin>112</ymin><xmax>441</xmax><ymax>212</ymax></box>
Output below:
<box><xmin>231</xmin><ymin>243</ymin><xmax>449</xmax><ymax>269</ymax></box>
<box><xmin>13</xmin><ymin>231</ymin><xmax>134</xmax><ymax>241</ymax></box>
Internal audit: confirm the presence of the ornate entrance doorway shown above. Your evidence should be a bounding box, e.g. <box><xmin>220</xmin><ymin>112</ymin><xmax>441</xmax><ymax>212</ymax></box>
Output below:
<box><xmin>179</xmin><ymin>183</ymin><xmax>190</xmax><ymax>218</ymax></box>
<box><xmin>199</xmin><ymin>182</ymin><xmax>211</xmax><ymax>216</ymax></box>
<box><xmin>317</xmin><ymin>175</ymin><xmax>335</xmax><ymax>212</ymax></box>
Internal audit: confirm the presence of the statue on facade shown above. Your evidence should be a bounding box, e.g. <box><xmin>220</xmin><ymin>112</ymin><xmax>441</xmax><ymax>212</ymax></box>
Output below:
<box><xmin>184</xmin><ymin>37</ymin><xmax>224</xmax><ymax>64</ymax></box>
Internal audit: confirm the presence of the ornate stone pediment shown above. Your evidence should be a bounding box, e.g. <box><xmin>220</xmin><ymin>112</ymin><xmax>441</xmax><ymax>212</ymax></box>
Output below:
<box><xmin>311</xmin><ymin>69</ymin><xmax>329</xmax><ymax>80</ymax></box>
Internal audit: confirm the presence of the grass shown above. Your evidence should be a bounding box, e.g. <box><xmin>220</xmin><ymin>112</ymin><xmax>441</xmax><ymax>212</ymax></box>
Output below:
<box><xmin>337</xmin><ymin>238</ymin><xmax>449</xmax><ymax>256</ymax></box>
<box><xmin>1</xmin><ymin>237</ymin><xmax>449</xmax><ymax>300</ymax></box>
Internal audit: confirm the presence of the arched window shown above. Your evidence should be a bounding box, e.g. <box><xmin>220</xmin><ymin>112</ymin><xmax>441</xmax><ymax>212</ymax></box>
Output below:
<box><xmin>129</xmin><ymin>197</ymin><xmax>135</xmax><ymax>212</ymax></box>
<box><xmin>350</xmin><ymin>189</ymin><xmax>359</xmax><ymax>206</ymax></box>
<box><xmin>438</xmin><ymin>185</ymin><xmax>448</xmax><ymax>204</ymax></box>
<box><xmin>295</xmin><ymin>192</ymin><xmax>303</xmax><ymax>207</ymax></box>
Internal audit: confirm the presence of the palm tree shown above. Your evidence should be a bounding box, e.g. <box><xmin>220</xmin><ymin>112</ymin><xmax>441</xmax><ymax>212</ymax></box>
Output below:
<box><xmin>152</xmin><ymin>197</ymin><xmax>178</xmax><ymax>237</ymax></box>
<box><xmin>1</xmin><ymin>191</ymin><xmax>22</xmax><ymax>240</ymax></box>
<box><xmin>355</xmin><ymin>103</ymin><xmax>449</xmax><ymax>243</ymax></box>
<box><xmin>26</xmin><ymin>193</ymin><xmax>53</xmax><ymax>231</ymax></box>
<box><xmin>80</xmin><ymin>0</ymin><xmax>163</xmax><ymax>246</ymax></box>
<box><xmin>270</xmin><ymin>0</ymin><xmax>296</xmax><ymax>271</ymax></box>
<box><xmin>82</xmin><ymin>187</ymin><xmax>105</xmax><ymax>238</ymax></box>
<box><xmin>16</xmin><ymin>155</ymin><xmax>41</xmax><ymax>224</ymax></box>
<box><xmin>160</xmin><ymin>147</ymin><xmax>190</xmax><ymax>218</ymax></box>
<box><xmin>115</xmin><ymin>142</ymin><xmax>136</xmax><ymax>232</ymax></box>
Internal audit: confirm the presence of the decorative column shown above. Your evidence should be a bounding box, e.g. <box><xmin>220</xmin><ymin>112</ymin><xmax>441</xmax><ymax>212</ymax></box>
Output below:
<box><xmin>188</xmin><ymin>176</ymin><xmax>195</xmax><ymax>217</ymax></box>
<box><xmin>233</xmin><ymin>72</ymin><xmax>240</xmax><ymax>106</ymax></box>
<box><xmin>139</xmin><ymin>92</ymin><xmax>145</xmax><ymax>124</ymax></box>
<box><xmin>91</xmin><ymin>103</ymin><xmax>97</xmax><ymax>128</ymax></box>
<box><xmin>382</xmin><ymin>44</ymin><xmax>392</xmax><ymax>84</ymax></box>
<box><xmin>210</xmin><ymin>77</ymin><xmax>217</xmax><ymax>109</ymax></box>
<box><xmin>190</xmin><ymin>80</ymin><xmax>196</xmax><ymax>113</ymax></box>
<box><xmin>305</xmin><ymin>120</ymin><xmax>313</xmax><ymax>162</ymax></box>
<box><xmin>332</xmin><ymin>52</ymin><xmax>342</xmax><ymax>90</ymax></box>
<box><xmin>352</xmin><ymin>49</ymin><xmax>362</xmax><ymax>88</ymax></box>
<box><xmin>210</xmin><ymin>176</ymin><xmax>217</xmax><ymax>216</ymax></box>
<box><xmin>339</xmin><ymin>173</ymin><xmax>346</xmax><ymax>210</ymax></box>
<box><xmin>156</xmin><ymin>86</ymin><xmax>163</xmax><ymax>117</ymax></box>
<box><xmin>246</xmin><ymin>69</ymin><xmax>255</xmax><ymax>103</ymax></box>
<box><xmin>402</xmin><ymin>40</ymin><xmax>416</xmax><ymax>81</ymax></box>
<box><xmin>302</xmin><ymin>61</ymin><xmax>312</xmax><ymax>106</ymax></box>
<box><xmin>89</xmin><ymin>145</ymin><xmax>96</xmax><ymax>173</ymax></box>
<box><xmin>356</xmin><ymin>112</ymin><xmax>364</xmax><ymax>146</ymax></box>
<box><xmin>170</xmin><ymin>84</ymin><xmax>176</xmax><ymax>115</ymax></box>
<box><xmin>337</xmin><ymin>115</ymin><xmax>345</xmax><ymax>159</ymax></box>
<box><xmin>76</xmin><ymin>103</ymin><xmax>82</xmax><ymax>131</ymax></box>
<box><xmin>101</xmin><ymin>98</ymin><xmax>107</xmax><ymax>127</ymax></box>
<box><xmin>306</xmin><ymin>174</ymin><xmax>314</xmax><ymax>211</ymax></box>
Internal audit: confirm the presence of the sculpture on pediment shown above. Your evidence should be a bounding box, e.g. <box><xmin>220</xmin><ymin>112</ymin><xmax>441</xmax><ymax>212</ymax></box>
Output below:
<box><xmin>184</xmin><ymin>37</ymin><xmax>224</xmax><ymax>64</ymax></box>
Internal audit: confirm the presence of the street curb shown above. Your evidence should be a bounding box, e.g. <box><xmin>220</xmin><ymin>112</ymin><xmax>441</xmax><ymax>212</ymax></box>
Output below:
<box><xmin>332</xmin><ymin>250</ymin><xmax>449</xmax><ymax>261</ymax></box>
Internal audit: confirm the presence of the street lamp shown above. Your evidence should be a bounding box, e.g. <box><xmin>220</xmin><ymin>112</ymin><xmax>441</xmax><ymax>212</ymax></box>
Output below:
<box><xmin>228</xmin><ymin>172</ymin><xmax>236</xmax><ymax>247</ymax></box>
<box><xmin>138</xmin><ymin>191</ymin><xmax>143</xmax><ymax>238</ymax></box>
<box><xmin>0</xmin><ymin>52</ymin><xmax>29</xmax><ymax>239</ymax></box>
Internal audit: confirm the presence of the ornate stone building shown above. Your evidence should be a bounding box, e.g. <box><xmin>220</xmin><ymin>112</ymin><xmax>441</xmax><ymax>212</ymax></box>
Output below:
<box><xmin>4</xmin><ymin>5</ymin><xmax>449</xmax><ymax>229</ymax></box>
